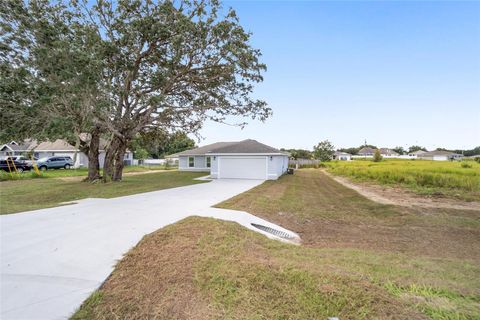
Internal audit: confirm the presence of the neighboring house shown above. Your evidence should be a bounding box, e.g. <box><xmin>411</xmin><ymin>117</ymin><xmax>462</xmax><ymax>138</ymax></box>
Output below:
<box><xmin>378</xmin><ymin>148</ymin><xmax>399</xmax><ymax>157</ymax></box>
<box><xmin>408</xmin><ymin>150</ymin><xmax>427</xmax><ymax>158</ymax></box>
<box><xmin>333</xmin><ymin>151</ymin><xmax>352</xmax><ymax>161</ymax></box>
<box><xmin>417</xmin><ymin>150</ymin><xmax>463</xmax><ymax>161</ymax></box>
<box><xmin>357</xmin><ymin>147</ymin><xmax>376</xmax><ymax>157</ymax></box>
<box><xmin>170</xmin><ymin>139</ymin><xmax>289</xmax><ymax>180</ymax></box>
<box><xmin>356</xmin><ymin>147</ymin><xmax>399</xmax><ymax>158</ymax></box>
<box><xmin>0</xmin><ymin>139</ymin><xmax>133</xmax><ymax>168</ymax></box>
<box><xmin>0</xmin><ymin>140</ymin><xmax>37</xmax><ymax>159</ymax></box>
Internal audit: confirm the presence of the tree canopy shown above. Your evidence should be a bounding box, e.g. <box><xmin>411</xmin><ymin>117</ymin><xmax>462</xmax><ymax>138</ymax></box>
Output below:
<box><xmin>1</xmin><ymin>0</ymin><xmax>270</xmax><ymax>181</ymax></box>
<box><xmin>313</xmin><ymin>140</ymin><xmax>335</xmax><ymax>161</ymax></box>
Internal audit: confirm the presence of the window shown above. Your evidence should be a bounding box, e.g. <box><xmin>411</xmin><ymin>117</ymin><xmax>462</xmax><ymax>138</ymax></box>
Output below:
<box><xmin>206</xmin><ymin>156</ymin><xmax>211</xmax><ymax>168</ymax></box>
<box><xmin>188</xmin><ymin>156</ymin><xmax>194</xmax><ymax>167</ymax></box>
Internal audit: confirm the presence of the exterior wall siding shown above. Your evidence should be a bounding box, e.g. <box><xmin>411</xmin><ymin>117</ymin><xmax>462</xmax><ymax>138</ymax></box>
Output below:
<box><xmin>178</xmin><ymin>155</ymin><xmax>210</xmax><ymax>172</ymax></box>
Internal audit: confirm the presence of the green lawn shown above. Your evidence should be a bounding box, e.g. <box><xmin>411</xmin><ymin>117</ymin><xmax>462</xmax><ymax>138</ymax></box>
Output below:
<box><xmin>0</xmin><ymin>165</ymin><xmax>174</xmax><ymax>181</ymax></box>
<box><xmin>325</xmin><ymin>159</ymin><xmax>480</xmax><ymax>201</ymax></box>
<box><xmin>0</xmin><ymin>171</ymin><xmax>206</xmax><ymax>215</ymax></box>
<box><xmin>73</xmin><ymin>170</ymin><xmax>480</xmax><ymax>320</ymax></box>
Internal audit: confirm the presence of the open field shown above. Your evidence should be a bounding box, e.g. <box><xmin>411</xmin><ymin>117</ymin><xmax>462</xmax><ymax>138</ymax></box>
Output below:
<box><xmin>325</xmin><ymin>159</ymin><xmax>480</xmax><ymax>201</ymax></box>
<box><xmin>73</xmin><ymin>170</ymin><xmax>480</xmax><ymax>319</ymax></box>
<box><xmin>0</xmin><ymin>171</ymin><xmax>206</xmax><ymax>215</ymax></box>
<box><xmin>0</xmin><ymin>165</ymin><xmax>174</xmax><ymax>182</ymax></box>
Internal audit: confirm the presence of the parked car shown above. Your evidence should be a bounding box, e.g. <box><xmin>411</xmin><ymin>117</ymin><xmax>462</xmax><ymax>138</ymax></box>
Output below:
<box><xmin>37</xmin><ymin>156</ymin><xmax>74</xmax><ymax>171</ymax></box>
<box><xmin>0</xmin><ymin>159</ymin><xmax>33</xmax><ymax>173</ymax></box>
<box><xmin>6</xmin><ymin>156</ymin><xmax>38</xmax><ymax>165</ymax></box>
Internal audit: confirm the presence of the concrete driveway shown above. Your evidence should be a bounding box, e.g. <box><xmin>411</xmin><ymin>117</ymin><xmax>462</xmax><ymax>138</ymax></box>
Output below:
<box><xmin>0</xmin><ymin>178</ymin><xmax>298</xmax><ymax>320</ymax></box>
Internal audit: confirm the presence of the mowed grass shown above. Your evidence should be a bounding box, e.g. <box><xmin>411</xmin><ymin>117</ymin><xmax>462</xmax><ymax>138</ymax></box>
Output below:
<box><xmin>0</xmin><ymin>171</ymin><xmax>206</xmax><ymax>215</ymax></box>
<box><xmin>325</xmin><ymin>159</ymin><xmax>480</xmax><ymax>201</ymax></box>
<box><xmin>73</xmin><ymin>170</ymin><xmax>480</xmax><ymax>319</ymax></box>
<box><xmin>0</xmin><ymin>165</ymin><xmax>172</xmax><ymax>181</ymax></box>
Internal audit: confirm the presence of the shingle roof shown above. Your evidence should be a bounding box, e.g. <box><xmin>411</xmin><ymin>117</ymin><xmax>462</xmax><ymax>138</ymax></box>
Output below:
<box><xmin>1</xmin><ymin>139</ymin><xmax>37</xmax><ymax>151</ymax></box>
<box><xmin>418</xmin><ymin>150</ymin><xmax>460</xmax><ymax>157</ymax></box>
<box><xmin>358</xmin><ymin>147</ymin><xmax>376</xmax><ymax>154</ymax></box>
<box><xmin>173</xmin><ymin>139</ymin><xmax>287</xmax><ymax>156</ymax></box>
<box><xmin>379</xmin><ymin>148</ymin><xmax>399</xmax><ymax>155</ymax></box>
<box><xmin>35</xmin><ymin>139</ymin><xmax>77</xmax><ymax>151</ymax></box>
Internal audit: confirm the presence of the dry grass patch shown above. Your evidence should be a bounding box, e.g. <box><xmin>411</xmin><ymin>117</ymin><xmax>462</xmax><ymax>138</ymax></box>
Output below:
<box><xmin>72</xmin><ymin>217</ymin><xmax>431</xmax><ymax>320</ymax></box>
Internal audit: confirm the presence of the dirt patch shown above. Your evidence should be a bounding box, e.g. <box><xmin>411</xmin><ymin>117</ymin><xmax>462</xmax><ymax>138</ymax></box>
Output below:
<box><xmin>325</xmin><ymin>171</ymin><xmax>480</xmax><ymax>211</ymax></box>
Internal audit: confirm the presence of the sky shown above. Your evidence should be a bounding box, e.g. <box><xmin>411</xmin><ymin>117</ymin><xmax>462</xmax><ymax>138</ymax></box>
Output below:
<box><xmin>197</xmin><ymin>0</ymin><xmax>480</xmax><ymax>151</ymax></box>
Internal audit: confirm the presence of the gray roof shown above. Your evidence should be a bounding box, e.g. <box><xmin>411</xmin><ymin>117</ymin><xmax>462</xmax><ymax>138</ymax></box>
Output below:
<box><xmin>1</xmin><ymin>139</ymin><xmax>38</xmax><ymax>152</ymax></box>
<box><xmin>35</xmin><ymin>139</ymin><xmax>77</xmax><ymax>151</ymax></box>
<box><xmin>358</xmin><ymin>147</ymin><xmax>376</xmax><ymax>154</ymax></box>
<box><xmin>379</xmin><ymin>148</ymin><xmax>399</xmax><ymax>155</ymax></box>
<box><xmin>334</xmin><ymin>151</ymin><xmax>351</xmax><ymax>156</ymax></box>
<box><xmin>173</xmin><ymin>139</ymin><xmax>287</xmax><ymax>156</ymax></box>
<box><xmin>409</xmin><ymin>150</ymin><xmax>427</xmax><ymax>155</ymax></box>
<box><xmin>418</xmin><ymin>150</ymin><xmax>461</xmax><ymax>157</ymax></box>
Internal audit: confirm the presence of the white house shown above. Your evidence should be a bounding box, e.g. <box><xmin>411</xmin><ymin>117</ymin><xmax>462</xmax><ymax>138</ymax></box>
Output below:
<box><xmin>333</xmin><ymin>151</ymin><xmax>352</xmax><ymax>161</ymax></box>
<box><xmin>417</xmin><ymin>150</ymin><xmax>463</xmax><ymax>161</ymax></box>
<box><xmin>0</xmin><ymin>139</ymin><xmax>133</xmax><ymax>167</ymax></box>
<box><xmin>171</xmin><ymin>139</ymin><xmax>289</xmax><ymax>180</ymax></box>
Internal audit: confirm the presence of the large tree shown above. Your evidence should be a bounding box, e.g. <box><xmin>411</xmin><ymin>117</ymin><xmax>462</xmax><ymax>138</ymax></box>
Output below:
<box><xmin>0</xmin><ymin>0</ymin><xmax>108</xmax><ymax>181</ymax></box>
<box><xmin>1</xmin><ymin>0</ymin><xmax>270</xmax><ymax>182</ymax></box>
<box><xmin>71</xmin><ymin>0</ymin><xmax>271</xmax><ymax>181</ymax></box>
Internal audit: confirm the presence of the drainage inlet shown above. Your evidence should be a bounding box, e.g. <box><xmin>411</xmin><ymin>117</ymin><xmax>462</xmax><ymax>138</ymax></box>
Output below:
<box><xmin>250</xmin><ymin>223</ymin><xmax>294</xmax><ymax>240</ymax></box>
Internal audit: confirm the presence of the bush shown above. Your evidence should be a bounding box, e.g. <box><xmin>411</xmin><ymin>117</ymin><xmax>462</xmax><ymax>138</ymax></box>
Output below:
<box><xmin>372</xmin><ymin>150</ymin><xmax>383</xmax><ymax>162</ymax></box>
<box><xmin>461</xmin><ymin>162</ymin><xmax>472</xmax><ymax>168</ymax></box>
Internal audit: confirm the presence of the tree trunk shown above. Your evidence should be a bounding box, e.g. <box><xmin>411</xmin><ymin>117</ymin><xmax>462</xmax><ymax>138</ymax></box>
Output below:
<box><xmin>103</xmin><ymin>136</ymin><xmax>121</xmax><ymax>182</ymax></box>
<box><xmin>72</xmin><ymin>135</ymin><xmax>80</xmax><ymax>168</ymax></box>
<box><xmin>112</xmin><ymin>142</ymin><xmax>127</xmax><ymax>181</ymax></box>
<box><xmin>87</xmin><ymin>128</ymin><xmax>101</xmax><ymax>181</ymax></box>
<box><xmin>79</xmin><ymin>126</ymin><xmax>102</xmax><ymax>182</ymax></box>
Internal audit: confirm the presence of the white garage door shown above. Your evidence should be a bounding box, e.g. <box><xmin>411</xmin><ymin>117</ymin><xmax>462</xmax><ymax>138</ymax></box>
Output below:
<box><xmin>219</xmin><ymin>157</ymin><xmax>267</xmax><ymax>180</ymax></box>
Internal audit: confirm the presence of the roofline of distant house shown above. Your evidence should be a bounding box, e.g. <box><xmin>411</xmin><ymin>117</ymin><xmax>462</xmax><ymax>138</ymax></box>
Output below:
<box><xmin>172</xmin><ymin>152</ymin><xmax>289</xmax><ymax>157</ymax></box>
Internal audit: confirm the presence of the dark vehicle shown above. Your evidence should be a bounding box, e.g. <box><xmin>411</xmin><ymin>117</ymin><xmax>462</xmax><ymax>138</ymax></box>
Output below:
<box><xmin>0</xmin><ymin>158</ymin><xmax>33</xmax><ymax>173</ymax></box>
<box><xmin>37</xmin><ymin>156</ymin><xmax>74</xmax><ymax>171</ymax></box>
<box><xmin>6</xmin><ymin>156</ymin><xmax>38</xmax><ymax>165</ymax></box>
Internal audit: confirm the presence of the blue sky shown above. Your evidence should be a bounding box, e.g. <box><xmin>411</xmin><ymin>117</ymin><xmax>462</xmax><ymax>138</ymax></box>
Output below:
<box><xmin>198</xmin><ymin>0</ymin><xmax>480</xmax><ymax>151</ymax></box>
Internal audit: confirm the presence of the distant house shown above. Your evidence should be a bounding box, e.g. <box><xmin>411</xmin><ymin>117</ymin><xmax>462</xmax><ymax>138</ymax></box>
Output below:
<box><xmin>357</xmin><ymin>147</ymin><xmax>376</xmax><ymax>157</ymax></box>
<box><xmin>408</xmin><ymin>150</ymin><xmax>427</xmax><ymax>158</ymax></box>
<box><xmin>333</xmin><ymin>151</ymin><xmax>352</xmax><ymax>161</ymax></box>
<box><xmin>0</xmin><ymin>138</ymin><xmax>133</xmax><ymax>167</ymax></box>
<box><xmin>378</xmin><ymin>148</ymin><xmax>399</xmax><ymax>157</ymax></box>
<box><xmin>417</xmin><ymin>150</ymin><xmax>463</xmax><ymax>161</ymax></box>
<box><xmin>0</xmin><ymin>140</ymin><xmax>37</xmax><ymax>159</ymax></box>
<box><xmin>171</xmin><ymin>139</ymin><xmax>289</xmax><ymax>180</ymax></box>
<box><xmin>357</xmin><ymin>147</ymin><xmax>399</xmax><ymax>158</ymax></box>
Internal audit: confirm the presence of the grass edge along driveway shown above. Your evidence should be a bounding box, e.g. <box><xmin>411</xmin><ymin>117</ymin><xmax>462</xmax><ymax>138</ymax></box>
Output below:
<box><xmin>0</xmin><ymin>171</ymin><xmax>208</xmax><ymax>215</ymax></box>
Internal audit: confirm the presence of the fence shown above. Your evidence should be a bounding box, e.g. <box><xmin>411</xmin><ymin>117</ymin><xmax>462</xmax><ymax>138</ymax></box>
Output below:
<box><xmin>288</xmin><ymin>159</ymin><xmax>323</xmax><ymax>168</ymax></box>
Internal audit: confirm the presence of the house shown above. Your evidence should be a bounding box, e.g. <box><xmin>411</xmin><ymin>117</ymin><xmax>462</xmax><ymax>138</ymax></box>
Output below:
<box><xmin>333</xmin><ymin>151</ymin><xmax>352</xmax><ymax>161</ymax></box>
<box><xmin>0</xmin><ymin>138</ymin><xmax>133</xmax><ymax>167</ymax></box>
<box><xmin>408</xmin><ymin>150</ymin><xmax>427</xmax><ymax>158</ymax></box>
<box><xmin>171</xmin><ymin>139</ymin><xmax>289</xmax><ymax>180</ymax></box>
<box><xmin>378</xmin><ymin>148</ymin><xmax>399</xmax><ymax>157</ymax></box>
<box><xmin>356</xmin><ymin>147</ymin><xmax>399</xmax><ymax>158</ymax></box>
<box><xmin>357</xmin><ymin>147</ymin><xmax>376</xmax><ymax>157</ymax></box>
<box><xmin>0</xmin><ymin>140</ymin><xmax>37</xmax><ymax>159</ymax></box>
<box><xmin>417</xmin><ymin>150</ymin><xmax>463</xmax><ymax>161</ymax></box>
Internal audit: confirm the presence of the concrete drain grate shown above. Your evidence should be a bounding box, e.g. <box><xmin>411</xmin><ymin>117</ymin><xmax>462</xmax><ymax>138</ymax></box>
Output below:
<box><xmin>251</xmin><ymin>223</ymin><xmax>294</xmax><ymax>239</ymax></box>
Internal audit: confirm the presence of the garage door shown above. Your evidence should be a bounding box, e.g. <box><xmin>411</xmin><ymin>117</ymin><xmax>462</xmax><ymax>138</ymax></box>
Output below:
<box><xmin>219</xmin><ymin>157</ymin><xmax>267</xmax><ymax>180</ymax></box>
